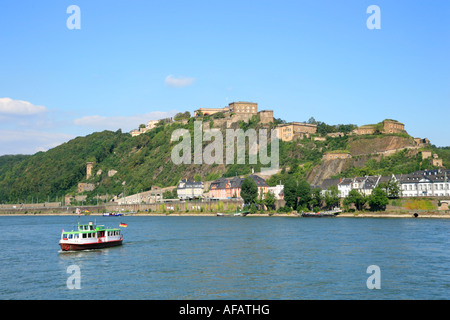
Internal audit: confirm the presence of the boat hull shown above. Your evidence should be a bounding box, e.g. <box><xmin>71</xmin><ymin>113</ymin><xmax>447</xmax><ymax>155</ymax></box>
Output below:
<box><xmin>301</xmin><ymin>213</ymin><xmax>337</xmax><ymax>218</ymax></box>
<box><xmin>60</xmin><ymin>240</ymin><xmax>123</xmax><ymax>251</ymax></box>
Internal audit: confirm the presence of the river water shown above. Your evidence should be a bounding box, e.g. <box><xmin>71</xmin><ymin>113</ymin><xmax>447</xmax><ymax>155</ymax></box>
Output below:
<box><xmin>0</xmin><ymin>215</ymin><xmax>448</xmax><ymax>300</ymax></box>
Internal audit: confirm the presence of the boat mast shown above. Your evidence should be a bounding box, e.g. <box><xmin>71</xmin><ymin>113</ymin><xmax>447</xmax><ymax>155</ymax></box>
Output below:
<box><xmin>76</xmin><ymin>208</ymin><xmax>81</xmax><ymax>227</ymax></box>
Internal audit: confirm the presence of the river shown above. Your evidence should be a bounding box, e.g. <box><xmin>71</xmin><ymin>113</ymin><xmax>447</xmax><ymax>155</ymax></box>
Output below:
<box><xmin>0</xmin><ymin>215</ymin><xmax>448</xmax><ymax>300</ymax></box>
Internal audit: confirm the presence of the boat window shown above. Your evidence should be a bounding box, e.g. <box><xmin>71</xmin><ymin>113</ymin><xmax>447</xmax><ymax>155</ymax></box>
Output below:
<box><xmin>62</xmin><ymin>234</ymin><xmax>68</xmax><ymax>239</ymax></box>
<box><xmin>83</xmin><ymin>233</ymin><xmax>87</xmax><ymax>238</ymax></box>
<box><xmin>68</xmin><ymin>234</ymin><xmax>73</xmax><ymax>239</ymax></box>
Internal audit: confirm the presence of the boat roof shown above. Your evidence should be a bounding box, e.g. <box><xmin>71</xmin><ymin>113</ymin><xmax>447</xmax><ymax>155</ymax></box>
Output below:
<box><xmin>62</xmin><ymin>223</ymin><xmax>120</xmax><ymax>234</ymax></box>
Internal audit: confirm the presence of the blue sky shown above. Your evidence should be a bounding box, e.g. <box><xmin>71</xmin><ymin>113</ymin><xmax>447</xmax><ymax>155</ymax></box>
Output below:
<box><xmin>0</xmin><ymin>0</ymin><xmax>449</xmax><ymax>155</ymax></box>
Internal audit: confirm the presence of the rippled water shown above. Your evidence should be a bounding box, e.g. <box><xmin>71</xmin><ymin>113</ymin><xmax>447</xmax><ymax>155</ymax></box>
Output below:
<box><xmin>0</xmin><ymin>216</ymin><xmax>449</xmax><ymax>299</ymax></box>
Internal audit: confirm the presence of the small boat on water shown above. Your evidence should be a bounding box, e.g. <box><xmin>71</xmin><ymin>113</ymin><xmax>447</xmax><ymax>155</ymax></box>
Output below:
<box><xmin>103</xmin><ymin>212</ymin><xmax>123</xmax><ymax>216</ymax></box>
<box><xmin>59</xmin><ymin>221</ymin><xmax>123</xmax><ymax>251</ymax></box>
<box><xmin>217</xmin><ymin>210</ymin><xmax>249</xmax><ymax>217</ymax></box>
<box><xmin>301</xmin><ymin>211</ymin><xmax>339</xmax><ymax>218</ymax></box>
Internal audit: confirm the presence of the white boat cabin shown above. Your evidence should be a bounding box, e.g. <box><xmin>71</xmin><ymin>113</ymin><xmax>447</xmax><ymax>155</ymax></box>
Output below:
<box><xmin>60</xmin><ymin>222</ymin><xmax>122</xmax><ymax>244</ymax></box>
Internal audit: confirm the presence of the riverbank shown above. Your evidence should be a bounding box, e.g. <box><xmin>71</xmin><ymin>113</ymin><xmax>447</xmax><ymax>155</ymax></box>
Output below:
<box><xmin>336</xmin><ymin>212</ymin><xmax>450</xmax><ymax>219</ymax></box>
<box><xmin>1</xmin><ymin>211</ymin><xmax>450</xmax><ymax>218</ymax></box>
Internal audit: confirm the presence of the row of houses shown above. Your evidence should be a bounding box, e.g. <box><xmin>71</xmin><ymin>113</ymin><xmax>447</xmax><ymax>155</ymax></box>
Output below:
<box><xmin>320</xmin><ymin>169</ymin><xmax>450</xmax><ymax>198</ymax></box>
<box><xmin>176</xmin><ymin>175</ymin><xmax>284</xmax><ymax>201</ymax></box>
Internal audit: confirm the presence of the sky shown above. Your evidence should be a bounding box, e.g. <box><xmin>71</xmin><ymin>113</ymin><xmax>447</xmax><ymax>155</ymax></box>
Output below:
<box><xmin>0</xmin><ymin>0</ymin><xmax>449</xmax><ymax>155</ymax></box>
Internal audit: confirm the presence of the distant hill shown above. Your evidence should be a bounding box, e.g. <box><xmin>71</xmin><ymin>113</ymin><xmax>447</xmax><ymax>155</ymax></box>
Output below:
<box><xmin>0</xmin><ymin>117</ymin><xmax>448</xmax><ymax>204</ymax></box>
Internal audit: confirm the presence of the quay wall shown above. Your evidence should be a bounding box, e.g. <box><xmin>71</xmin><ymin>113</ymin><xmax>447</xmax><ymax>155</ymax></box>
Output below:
<box><xmin>0</xmin><ymin>199</ymin><xmax>287</xmax><ymax>214</ymax></box>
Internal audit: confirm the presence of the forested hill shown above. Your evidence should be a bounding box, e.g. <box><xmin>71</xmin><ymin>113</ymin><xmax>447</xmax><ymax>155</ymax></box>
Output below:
<box><xmin>0</xmin><ymin>118</ymin><xmax>449</xmax><ymax>204</ymax></box>
<box><xmin>0</xmin><ymin>120</ymin><xmax>232</xmax><ymax>203</ymax></box>
<box><xmin>0</xmin><ymin>124</ymin><xmax>193</xmax><ymax>203</ymax></box>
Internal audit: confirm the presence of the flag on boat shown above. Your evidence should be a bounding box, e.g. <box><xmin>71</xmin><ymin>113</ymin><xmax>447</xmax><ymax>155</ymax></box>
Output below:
<box><xmin>119</xmin><ymin>223</ymin><xmax>127</xmax><ymax>228</ymax></box>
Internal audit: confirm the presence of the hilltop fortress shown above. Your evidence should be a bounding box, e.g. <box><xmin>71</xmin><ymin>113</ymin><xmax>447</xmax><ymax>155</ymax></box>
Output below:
<box><xmin>129</xmin><ymin>101</ymin><xmax>429</xmax><ymax>148</ymax></box>
<box><xmin>194</xmin><ymin>101</ymin><xmax>274</xmax><ymax>125</ymax></box>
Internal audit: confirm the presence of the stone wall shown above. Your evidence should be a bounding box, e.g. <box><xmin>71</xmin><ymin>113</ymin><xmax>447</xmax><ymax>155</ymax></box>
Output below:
<box><xmin>258</xmin><ymin>110</ymin><xmax>274</xmax><ymax>124</ymax></box>
<box><xmin>228</xmin><ymin>101</ymin><xmax>258</xmax><ymax>114</ymax></box>
<box><xmin>323</xmin><ymin>153</ymin><xmax>352</xmax><ymax>160</ymax></box>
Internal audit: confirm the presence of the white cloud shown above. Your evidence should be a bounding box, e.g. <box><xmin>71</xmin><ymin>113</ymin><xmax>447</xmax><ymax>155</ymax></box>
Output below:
<box><xmin>0</xmin><ymin>129</ymin><xmax>74</xmax><ymax>155</ymax></box>
<box><xmin>165</xmin><ymin>75</ymin><xmax>196</xmax><ymax>88</ymax></box>
<box><xmin>73</xmin><ymin>111</ymin><xmax>178</xmax><ymax>132</ymax></box>
<box><xmin>0</xmin><ymin>98</ymin><xmax>48</xmax><ymax>115</ymax></box>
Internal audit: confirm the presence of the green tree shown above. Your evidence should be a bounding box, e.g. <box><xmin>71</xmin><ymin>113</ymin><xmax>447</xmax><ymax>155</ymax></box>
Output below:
<box><xmin>386</xmin><ymin>178</ymin><xmax>401</xmax><ymax>199</ymax></box>
<box><xmin>344</xmin><ymin>189</ymin><xmax>367</xmax><ymax>211</ymax></box>
<box><xmin>296</xmin><ymin>179</ymin><xmax>312</xmax><ymax>211</ymax></box>
<box><xmin>283</xmin><ymin>178</ymin><xmax>298</xmax><ymax>208</ymax></box>
<box><xmin>309</xmin><ymin>187</ymin><xmax>323</xmax><ymax>210</ymax></box>
<box><xmin>325</xmin><ymin>185</ymin><xmax>340</xmax><ymax>209</ymax></box>
<box><xmin>241</xmin><ymin>177</ymin><xmax>258</xmax><ymax>205</ymax></box>
<box><xmin>264</xmin><ymin>190</ymin><xmax>277</xmax><ymax>210</ymax></box>
<box><xmin>368</xmin><ymin>187</ymin><xmax>389</xmax><ymax>211</ymax></box>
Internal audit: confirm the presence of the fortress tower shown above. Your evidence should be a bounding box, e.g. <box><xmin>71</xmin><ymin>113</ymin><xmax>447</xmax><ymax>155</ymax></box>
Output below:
<box><xmin>86</xmin><ymin>162</ymin><xmax>95</xmax><ymax>180</ymax></box>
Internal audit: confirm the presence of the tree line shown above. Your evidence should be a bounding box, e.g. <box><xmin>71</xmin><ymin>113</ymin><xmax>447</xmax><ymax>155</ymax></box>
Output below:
<box><xmin>240</xmin><ymin>175</ymin><xmax>394</xmax><ymax>213</ymax></box>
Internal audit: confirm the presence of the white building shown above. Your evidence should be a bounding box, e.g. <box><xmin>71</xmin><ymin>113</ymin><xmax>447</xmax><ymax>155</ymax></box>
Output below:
<box><xmin>177</xmin><ymin>179</ymin><xmax>204</xmax><ymax>200</ymax></box>
<box><xmin>399</xmin><ymin>169</ymin><xmax>450</xmax><ymax>197</ymax></box>
<box><xmin>321</xmin><ymin>170</ymin><xmax>450</xmax><ymax>198</ymax></box>
<box><xmin>337</xmin><ymin>178</ymin><xmax>353</xmax><ymax>198</ymax></box>
<box><xmin>321</xmin><ymin>175</ymin><xmax>397</xmax><ymax>198</ymax></box>
<box><xmin>268</xmin><ymin>185</ymin><xmax>284</xmax><ymax>200</ymax></box>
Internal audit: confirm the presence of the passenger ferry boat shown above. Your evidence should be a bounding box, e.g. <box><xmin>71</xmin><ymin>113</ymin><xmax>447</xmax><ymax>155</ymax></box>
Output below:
<box><xmin>59</xmin><ymin>221</ymin><xmax>123</xmax><ymax>251</ymax></box>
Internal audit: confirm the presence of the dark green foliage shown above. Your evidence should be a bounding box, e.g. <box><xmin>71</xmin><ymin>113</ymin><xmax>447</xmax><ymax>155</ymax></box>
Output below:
<box><xmin>240</xmin><ymin>176</ymin><xmax>258</xmax><ymax>205</ymax></box>
<box><xmin>367</xmin><ymin>187</ymin><xmax>389</xmax><ymax>211</ymax></box>
<box><xmin>324</xmin><ymin>185</ymin><xmax>340</xmax><ymax>209</ymax></box>
<box><xmin>264</xmin><ymin>190</ymin><xmax>277</xmax><ymax>210</ymax></box>
<box><xmin>344</xmin><ymin>190</ymin><xmax>367</xmax><ymax>211</ymax></box>
<box><xmin>283</xmin><ymin>178</ymin><xmax>298</xmax><ymax>208</ymax></box>
<box><xmin>296</xmin><ymin>179</ymin><xmax>312</xmax><ymax>211</ymax></box>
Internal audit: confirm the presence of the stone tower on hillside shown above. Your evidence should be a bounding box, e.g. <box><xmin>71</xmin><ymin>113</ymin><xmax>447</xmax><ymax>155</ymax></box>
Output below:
<box><xmin>86</xmin><ymin>162</ymin><xmax>95</xmax><ymax>180</ymax></box>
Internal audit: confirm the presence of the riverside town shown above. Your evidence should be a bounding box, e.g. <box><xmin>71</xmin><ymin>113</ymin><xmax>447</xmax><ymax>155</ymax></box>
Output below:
<box><xmin>2</xmin><ymin>1</ymin><xmax>449</xmax><ymax>306</ymax></box>
<box><xmin>2</xmin><ymin>2</ymin><xmax>449</xmax><ymax>308</ymax></box>
<box><xmin>1</xmin><ymin>101</ymin><xmax>450</xmax><ymax>218</ymax></box>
